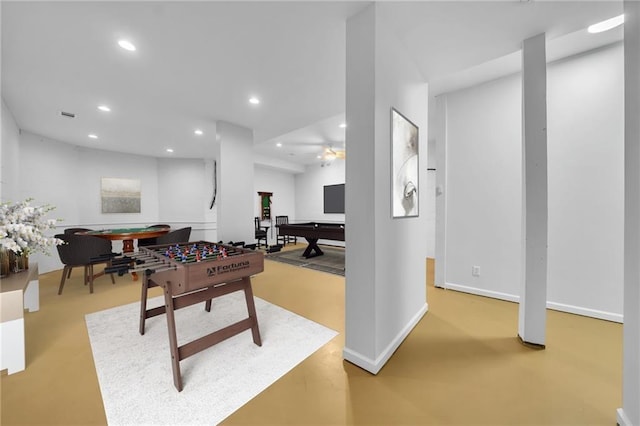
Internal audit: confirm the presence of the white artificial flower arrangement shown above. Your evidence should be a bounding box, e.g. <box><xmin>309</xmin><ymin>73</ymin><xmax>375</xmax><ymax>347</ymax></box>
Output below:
<box><xmin>0</xmin><ymin>198</ymin><xmax>63</xmax><ymax>255</ymax></box>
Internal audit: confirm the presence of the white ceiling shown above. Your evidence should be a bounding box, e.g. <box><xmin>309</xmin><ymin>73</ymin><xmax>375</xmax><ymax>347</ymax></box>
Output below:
<box><xmin>1</xmin><ymin>1</ymin><xmax>623</xmax><ymax>168</ymax></box>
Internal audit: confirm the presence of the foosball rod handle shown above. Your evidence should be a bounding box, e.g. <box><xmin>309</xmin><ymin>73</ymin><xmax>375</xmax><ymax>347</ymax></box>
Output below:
<box><xmin>104</xmin><ymin>265</ymin><xmax>131</xmax><ymax>276</ymax></box>
<box><xmin>144</xmin><ymin>265</ymin><xmax>177</xmax><ymax>276</ymax></box>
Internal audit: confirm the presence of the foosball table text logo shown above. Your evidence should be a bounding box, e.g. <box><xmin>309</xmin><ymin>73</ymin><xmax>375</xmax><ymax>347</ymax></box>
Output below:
<box><xmin>206</xmin><ymin>260</ymin><xmax>251</xmax><ymax>277</ymax></box>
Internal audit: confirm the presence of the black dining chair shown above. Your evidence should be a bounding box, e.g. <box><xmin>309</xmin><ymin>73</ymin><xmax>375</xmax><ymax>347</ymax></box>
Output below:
<box><xmin>155</xmin><ymin>227</ymin><xmax>192</xmax><ymax>245</ymax></box>
<box><xmin>275</xmin><ymin>215</ymin><xmax>296</xmax><ymax>246</ymax></box>
<box><xmin>138</xmin><ymin>224</ymin><xmax>171</xmax><ymax>247</ymax></box>
<box><xmin>254</xmin><ymin>217</ymin><xmax>267</xmax><ymax>248</ymax></box>
<box><xmin>62</xmin><ymin>228</ymin><xmax>94</xmax><ymax>278</ymax></box>
<box><xmin>63</xmin><ymin>227</ymin><xmax>93</xmax><ymax>235</ymax></box>
<box><xmin>56</xmin><ymin>233</ymin><xmax>116</xmax><ymax>294</ymax></box>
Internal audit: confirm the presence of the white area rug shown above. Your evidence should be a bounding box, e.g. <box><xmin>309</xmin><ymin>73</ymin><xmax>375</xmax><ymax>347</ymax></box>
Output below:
<box><xmin>85</xmin><ymin>292</ymin><xmax>338</xmax><ymax>425</ymax></box>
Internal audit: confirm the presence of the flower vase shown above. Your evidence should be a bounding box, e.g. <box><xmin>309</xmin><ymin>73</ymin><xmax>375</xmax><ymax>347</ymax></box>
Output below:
<box><xmin>13</xmin><ymin>251</ymin><xmax>29</xmax><ymax>273</ymax></box>
<box><xmin>16</xmin><ymin>251</ymin><xmax>29</xmax><ymax>272</ymax></box>
<box><xmin>0</xmin><ymin>249</ymin><xmax>11</xmax><ymax>277</ymax></box>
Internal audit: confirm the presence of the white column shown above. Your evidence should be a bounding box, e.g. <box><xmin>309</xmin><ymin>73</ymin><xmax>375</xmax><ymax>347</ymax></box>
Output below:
<box><xmin>344</xmin><ymin>3</ymin><xmax>428</xmax><ymax>374</ymax></box>
<box><xmin>344</xmin><ymin>4</ymin><xmax>377</xmax><ymax>367</ymax></box>
<box><xmin>518</xmin><ymin>33</ymin><xmax>548</xmax><ymax>347</ymax></box>
<box><xmin>619</xmin><ymin>2</ymin><xmax>640</xmax><ymax>425</ymax></box>
<box><xmin>215</xmin><ymin>121</ymin><xmax>255</xmax><ymax>245</ymax></box>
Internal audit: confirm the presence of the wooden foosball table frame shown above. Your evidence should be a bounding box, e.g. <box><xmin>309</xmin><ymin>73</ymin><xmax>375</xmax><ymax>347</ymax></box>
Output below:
<box><xmin>136</xmin><ymin>241</ymin><xmax>264</xmax><ymax>391</ymax></box>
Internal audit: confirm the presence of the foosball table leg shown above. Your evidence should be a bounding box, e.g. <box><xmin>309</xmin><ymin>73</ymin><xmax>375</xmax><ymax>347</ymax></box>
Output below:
<box><xmin>243</xmin><ymin>277</ymin><xmax>262</xmax><ymax>347</ymax></box>
<box><xmin>139</xmin><ymin>278</ymin><xmax>149</xmax><ymax>335</ymax></box>
<box><xmin>163</xmin><ymin>284</ymin><xmax>183</xmax><ymax>392</ymax></box>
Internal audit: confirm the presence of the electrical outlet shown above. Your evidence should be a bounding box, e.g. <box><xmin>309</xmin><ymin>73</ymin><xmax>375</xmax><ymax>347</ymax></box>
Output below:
<box><xmin>472</xmin><ymin>265</ymin><xmax>480</xmax><ymax>277</ymax></box>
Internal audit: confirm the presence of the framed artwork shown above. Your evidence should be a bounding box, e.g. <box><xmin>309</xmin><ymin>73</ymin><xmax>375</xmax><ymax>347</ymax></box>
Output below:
<box><xmin>391</xmin><ymin>108</ymin><xmax>419</xmax><ymax>218</ymax></box>
<box><xmin>101</xmin><ymin>177</ymin><xmax>141</xmax><ymax>213</ymax></box>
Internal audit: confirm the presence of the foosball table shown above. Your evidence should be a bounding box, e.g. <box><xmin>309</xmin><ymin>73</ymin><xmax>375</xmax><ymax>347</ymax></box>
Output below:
<box><xmin>106</xmin><ymin>241</ymin><xmax>264</xmax><ymax>391</ymax></box>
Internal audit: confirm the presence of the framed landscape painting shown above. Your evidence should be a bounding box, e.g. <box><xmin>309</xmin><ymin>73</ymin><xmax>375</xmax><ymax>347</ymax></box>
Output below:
<box><xmin>101</xmin><ymin>177</ymin><xmax>141</xmax><ymax>213</ymax></box>
<box><xmin>391</xmin><ymin>108</ymin><xmax>419</xmax><ymax>218</ymax></box>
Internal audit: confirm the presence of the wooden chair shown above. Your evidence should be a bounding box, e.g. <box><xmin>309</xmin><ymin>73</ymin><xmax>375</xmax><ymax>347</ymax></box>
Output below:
<box><xmin>56</xmin><ymin>234</ymin><xmax>115</xmax><ymax>294</ymax></box>
<box><xmin>276</xmin><ymin>215</ymin><xmax>296</xmax><ymax>246</ymax></box>
<box><xmin>254</xmin><ymin>217</ymin><xmax>267</xmax><ymax>248</ymax></box>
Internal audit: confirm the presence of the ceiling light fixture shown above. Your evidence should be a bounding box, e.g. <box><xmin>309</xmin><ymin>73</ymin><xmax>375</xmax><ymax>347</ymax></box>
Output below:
<box><xmin>88</xmin><ymin>134</ymin><xmax>98</xmax><ymax>139</ymax></box>
<box><xmin>339</xmin><ymin>123</ymin><xmax>347</xmax><ymax>129</ymax></box>
<box><xmin>588</xmin><ymin>14</ymin><xmax>624</xmax><ymax>33</ymax></box>
<box><xmin>194</xmin><ymin>129</ymin><xmax>203</xmax><ymax>135</ymax></box>
<box><xmin>166</xmin><ymin>148</ymin><xmax>174</xmax><ymax>153</ymax></box>
<box><xmin>325</xmin><ymin>148</ymin><xmax>337</xmax><ymax>161</ymax></box>
<box><xmin>249</xmin><ymin>97</ymin><xmax>260</xmax><ymax>105</ymax></box>
<box><xmin>97</xmin><ymin>105</ymin><xmax>111</xmax><ymax>112</ymax></box>
<box><xmin>118</xmin><ymin>39</ymin><xmax>136</xmax><ymax>51</ymax></box>
<box><xmin>276</xmin><ymin>142</ymin><xmax>282</xmax><ymax>147</ymax></box>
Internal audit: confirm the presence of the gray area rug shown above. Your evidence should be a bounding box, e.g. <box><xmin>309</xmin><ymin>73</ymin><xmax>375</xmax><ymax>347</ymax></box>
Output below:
<box><xmin>266</xmin><ymin>245</ymin><xmax>345</xmax><ymax>276</ymax></box>
<box><xmin>86</xmin><ymin>292</ymin><xmax>337</xmax><ymax>425</ymax></box>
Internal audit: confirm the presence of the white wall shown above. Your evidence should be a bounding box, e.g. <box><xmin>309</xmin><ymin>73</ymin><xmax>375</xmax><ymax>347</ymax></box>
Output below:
<box><xmin>547</xmin><ymin>43</ymin><xmax>624</xmax><ymax>319</ymax></box>
<box><xmin>19</xmin><ymin>132</ymin><xmax>83</xmax><ymax>228</ymax></box>
<box><xmin>157</xmin><ymin>157</ymin><xmax>216</xmax><ymax>242</ymax></box>
<box><xmin>14</xmin><ymin>131</ymin><xmax>217</xmax><ymax>273</ymax></box>
<box><xmin>439</xmin><ymin>42</ymin><xmax>624</xmax><ymax>321</ymax></box>
<box><xmin>254</xmin><ymin>165</ymin><xmax>296</xmax><ymax>246</ymax></box>
<box><xmin>1</xmin><ymin>98</ymin><xmax>20</xmax><ymax>202</ymax></box>
<box><xmin>295</xmin><ymin>159</ymin><xmax>346</xmax><ymax>224</ymax></box>
<box><xmin>445</xmin><ymin>74</ymin><xmax>523</xmax><ymax>297</ymax></box>
<box><xmin>74</xmin><ymin>146</ymin><xmax>160</xmax><ymax>226</ymax></box>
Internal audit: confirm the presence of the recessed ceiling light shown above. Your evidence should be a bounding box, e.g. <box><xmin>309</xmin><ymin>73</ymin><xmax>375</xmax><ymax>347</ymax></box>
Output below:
<box><xmin>588</xmin><ymin>14</ymin><xmax>624</xmax><ymax>33</ymax></box>
<box><xmin>97</xmin><ymin>105</ymin><xmax>111</xmax><ymax>112</ymax></box>
<box><xmin>276</xmin><ymin>142</ymin><xmax>282</xmax><ymax>147</ymax></box>
<box><xmin>249</xmin><ymin>97</ymin><xmax>260</xmax><ymax>105</ymax></box>
<box><xmin>194</xmin><ymin>129</ymin><xmax>203</xmax><ymax>136</ymax></box>
<box><xmin>317</xmin><ymin>155</ymin><xmax>322</xmax><ymax>159</ymax></box>
<box><xmin>118</xmin><ymin>39</ymin><xmax>136</xmax><ymax>51</ymax></box>
<box><xmin>166</xmin><ymin>148</ymin><xmax>174</xmax><ymax>153</ymax></box>
<box><xmin>88</xmin><ymin>134</ymin><xmax>98</xmax><ymax>139</ymax></box>
<box><xmin>339</xmin><ymin>123</ymin><xmax>347</xmax><ymax>128</ymax></box>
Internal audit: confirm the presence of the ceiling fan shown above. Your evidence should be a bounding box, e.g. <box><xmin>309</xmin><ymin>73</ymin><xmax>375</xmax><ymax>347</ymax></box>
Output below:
<box><xmin>322</xmin><ymin>145</ymin><xmax>346</xmax><ymax>161</ymax></box>
<box><xmin>275</xmin><ymin>140</ymin><xmax>346</xmax><ymax>162</ymax></box>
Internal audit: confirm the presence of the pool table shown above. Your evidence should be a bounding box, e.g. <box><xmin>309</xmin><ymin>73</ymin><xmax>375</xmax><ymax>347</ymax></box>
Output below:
<box><xmin>277</xmin><ymin>222</ymin><xmax>344</xmax><ymax>258</ymax></box>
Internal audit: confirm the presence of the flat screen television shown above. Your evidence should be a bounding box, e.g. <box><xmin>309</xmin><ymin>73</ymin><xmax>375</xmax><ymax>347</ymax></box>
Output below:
<box><xmin>324</xmin><ymin>183</ymin><xmax>345</xmax><ymax>214</ymax></box>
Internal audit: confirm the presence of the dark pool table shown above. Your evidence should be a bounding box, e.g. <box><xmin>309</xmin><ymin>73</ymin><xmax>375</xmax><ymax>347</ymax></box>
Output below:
<box><xmin>277</xmin><ymin>222</ymin><xmax>344</xmax><ymax>258</ymax></box>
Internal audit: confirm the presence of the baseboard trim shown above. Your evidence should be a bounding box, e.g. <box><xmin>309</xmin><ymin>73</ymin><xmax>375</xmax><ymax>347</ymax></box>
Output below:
<box><xmin>547</xmin><ymin>301</ymin><xmax>623</xmax><ymax>323</ymax></box>
<box><xmin>616</xmin><ymin>408</ymin><xmax>632</xmax><ymax>426</ymax></box>
<box><xmin>343</xmin><ymin>302</ymin><xmax>428</xmax><ymax>374</ymax></box>
<box><xmin>444</xmin><ymin>282</ymin><xmax>519</xmax><ymax>303</ymax></box>
<box><xmin>444</xmin><ymin>282</ymin><xmax>623</xmax><ymax>323</ymax></box>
